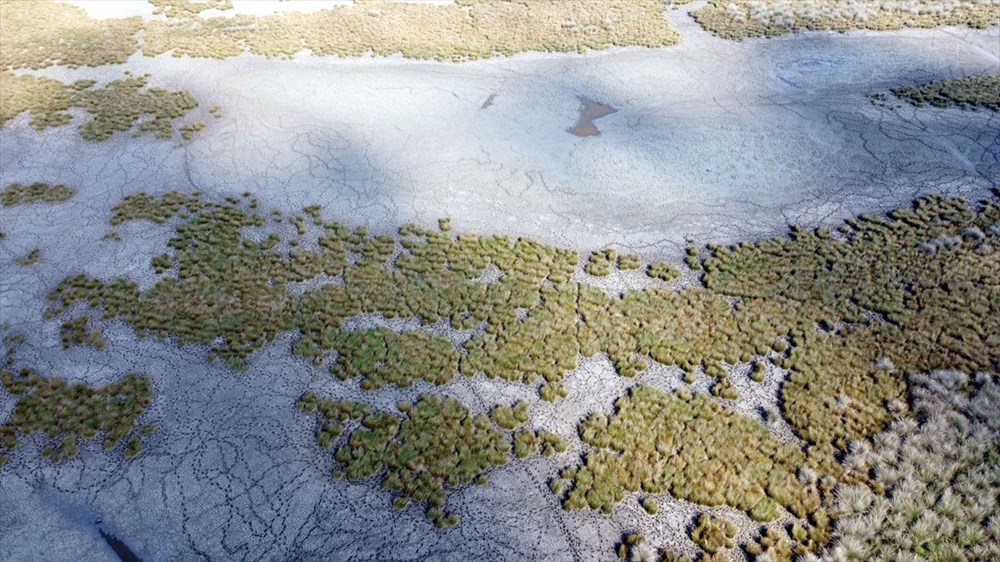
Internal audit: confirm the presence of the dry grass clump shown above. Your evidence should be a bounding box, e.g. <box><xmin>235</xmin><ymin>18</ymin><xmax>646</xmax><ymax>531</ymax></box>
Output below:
<box><xmin>59</xmin><ymin>316</ymin><xmax>107</xmax><ymax>350</ymax></box>
<box><xmin>557</xmin><ymin>386</ymin><xmax>827</xmax><ymax>529</ymax></box>
<box><xmin>141</xmin><ymin>0</ymin><xmax>679</xmax><ymax>62</ymax></box>
<box><xmin>890</xmin><ymin>75</ymin><xmax>1000</xmax><ymax>111</ymax></box>
<box><xmin>0</xmin><ymin>1</ymin><xmax>141</xmax><ymax>70</ymax></box>
<box><xmin>0</xmin><ymin>362</ymin><xmax>153</xmax><ymax>463</ymax></box>
<box><xmin>692</xmin><ymin>0</ymin><xmax>1000</xmax><ymax>40</ymax></box>
<box><xmin>647</xmin><ymin>261</ymin><xmax>680</xmax><ymax>282</ymax></box>
<box><xmin>512</xmin><ymin>427</ymin><xmax>567</xmax><ymax>458</ymax></box>
<box><xmin>16</xmin><ymin>248</ymin><xmax>40</xmax><ymax>267</ymax></box>
<box><xmin>691</xmin><ymin>513</ymin><xmax>738</xmax><ymax>555</ymax></box>
<box><xmin>1</xmin><ymin>182</ymin><xmax>74</xmax><ymax>207</ymax></box>
<box><xmin>301</xmin><ymin>393</ymin><xmax>511</xmax><ymax>528</ymax></box>
<box><xmin>180</xmin><ymin>121</ymin><xmax>206</xmax><ymax>140</ymax></box>
<box><xmin>491</xmin><ymin>400</ymin><xmax>530</xmax><ymax>430</ymax></box>
<box><xmin>587</xmin><ymin>248</ymin><xmax>617</xmax><ymax>276</ymax></box>
<box><xmin>0</xmin><ymin>72</ymin><xmax>202</xmax><ymax>141</ymax></box>
<box><xmin>150</xmin><ymin>0</ymin><xmax>233</xmax><ymax>18</ymax></box>
<box><xmin>814</xmin><ymin>370</ymin><xmax>1000</xmax><ymax>562</ymax></box>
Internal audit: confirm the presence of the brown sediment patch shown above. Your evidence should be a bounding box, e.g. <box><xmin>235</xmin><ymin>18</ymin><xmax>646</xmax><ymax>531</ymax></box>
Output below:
<box><xmin>567</xmin><ymin>96</ymin><xmax>617</xmax><ymax>137</ymax></box>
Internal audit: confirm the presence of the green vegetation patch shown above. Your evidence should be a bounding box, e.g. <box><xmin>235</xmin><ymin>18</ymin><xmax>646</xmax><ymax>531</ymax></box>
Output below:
<box><xmin>60</xmin><ymin>316</ymin><xmax>107</xmax><ymax>350</ymax></box>
<box><xmin>302</xmin><ymin>394</ymin><xmax>512</xmax><ymax>528</ymax></box>
<box><xmin>0</xmin><ymin>1</ymin><xmax>141</xmax><ymax>70</ymax></box>
<box><xmin>0</xmin><ymin>72</ymin><xmax>201</xmax><ymax>141</ymax></box>
<box><xmin>890</xmin><ymin>75</ymin><xmax>1000</xmax><ymax>111</ymax></box>
<box><xmin>0</xmin><ymin>0</ymin><xmax>678</xmax><ymax>70</ymax></box>
<box><xmin>692</xmin><ymin>0</ymin><xmax>1000</xmax><ymax>41</ymax></box>
<box><xmin>1</xmin><ymin>182</ymin><xmax>74</xmax><ymax>207</ymax></box>
<box><xmin>557</xmin><ymin>386</ymin><xmax>825</xmax><ymax>526</ymax></box>
<box><xmin>1</xmin><ymin>365</ymin><xmax>153</xmax><ymax>463</ymax></box>
<box><xmin>325</xmin><ymin>328</ymin><xmax>459</xmax><ymax>390</ymax></box>
<box><xmin>647</xmin><ymin>261</ymin><xmax>680</xmax><ymax>282</ymax></box>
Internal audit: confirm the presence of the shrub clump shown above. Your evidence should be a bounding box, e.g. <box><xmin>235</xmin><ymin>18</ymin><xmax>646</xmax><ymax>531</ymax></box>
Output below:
<box><xmin>890</xmin><ymin>75</ymin><xmax>1000</xmax><ymax>112</ymax></box>
<box><xmin>692</xmin><ymin>0</ymin><xmax>1000</xmax><ymax>41</ymax></box>
<box><xmin>646</xmin><ymin>261</ymin><xmax>680</xmax><ymax>282</ymax></box>
<box><xmin>303</xmin><ymin>394</ymin><xmax>510</xmax><ymax>528</ymax></box>
<box><xmin>690</xmin><ymin>513</ymin><xmax>737</xmax><ymax>554</ymax></box>
<box><xmin>59</xmin><ymin>316</ymin><xmax>107</xmax><ymax>350</ymax></box>
<box><xmin>1</xmin><ymin>182</ymin><xmax>74</xmax><ymax>207</ymax></box>
<box><xmin>1</xmin><ymin>71</ymin><xmax>201</xmax><ymax>141</ymax></box>
<box><xmin>0</xmin><ymin>365</ymin><xmax>154</xmax><ymax>463</ymax></box>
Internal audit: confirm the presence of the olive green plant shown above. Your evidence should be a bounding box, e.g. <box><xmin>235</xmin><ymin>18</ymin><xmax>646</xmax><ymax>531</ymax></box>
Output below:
<box><xmin>692</xmin><ymin>0</ymin><xmax>1000</xmax><ymax>40</ymax></box>
<box><xmin>0</xmin><ymin>359</ymin><xmax>154</xmax><ymax>464</ymax></box>
<box><xmin>1</xmin><ymin>182</ymin><xmax>74</xmax><ymax>207</ymax></box>
<box><xmin>890</xmin><ymin>75</ymin><xmax>1000</xmax><ymax>112</ymax></box>
<box><xmin>1</xmin><ymin>71</ymin><xmax>201</xmax><ymax>141</ymax></box>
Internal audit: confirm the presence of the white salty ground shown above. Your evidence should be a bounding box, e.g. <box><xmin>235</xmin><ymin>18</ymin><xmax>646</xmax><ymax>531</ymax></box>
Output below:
<box><xmin>1</xmin><ymin>2</ymin><xmax>999</xmax><ymax>561</ymax></box>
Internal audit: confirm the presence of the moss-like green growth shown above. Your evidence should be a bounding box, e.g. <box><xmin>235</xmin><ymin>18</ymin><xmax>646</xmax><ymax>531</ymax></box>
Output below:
<box><xmin>41</xmin><ymin>189</ymin><xmax>1000</xmax><ymax>548</ymax></box>
<box><xmin>704</xmin><ymin>194</ymin><xmax>999</xmax><ymax>466</ymax></box>
<box><xmin>0</xmin><ymin>366</ymin><xmax>153</xmax><ymax>463</ymax></box>
<box><xmin>890</xmin><ymin>75</ymin><xmax>1000</xmax><ymax>112</ymax></box>
<box><xmin>0</xmin><ymin>1</ymin><xmax>141</xmax><ymax>70</ymax></box>
<box><xmin>647</xmin><ymin>261</ymin><xmax>680</xmax><ymax>282</ymax></box>
<box><xmin>323</xmin><ymin>328</ymin><xmax>459</xmax><ymax>390</ymax></box>
<box><xmin>59</xmin><ymin>316</ymin><xmax>107</xmax><ymax>350</ymax></box>
<box><xmin>179</xmin><ymin>121</ymin><xmax>206</xmax><ymax>140</ymax></box>
<box><xmin>1</xmin><ymin>182</ymin><xmax>74</xmax><ymax>207</ymax></box>
<box><xmin>1</xmin><ymin>0</ymin><xmax>679</xmax><ymax>71</ymax></box>
<box><xmin>746</xmin><ymin>526</ymin><xmax>793</xmax><ymax>561</ymax></box>
<box><xmin>512</xmin><ymin>428</ymin><xmax>567</xmax><ymax>458</ymax></box>
<box><xmin>1</xmin><ymin>71</ymin><xmax>200</xmax><ymax>141</ymax></box>
<box><xmin>149</xmin><ymin>0</ymin><xmax>233</xmax><ymax>18</ymax></box>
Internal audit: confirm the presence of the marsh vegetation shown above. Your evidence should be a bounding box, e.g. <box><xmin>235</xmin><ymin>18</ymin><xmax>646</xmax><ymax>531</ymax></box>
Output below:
<box><xmin>38</xmin><ymin>187</ymin><xmax>1000</xmax><ymax>557</ymax></box>
<box><xmin>692</xmin><ymin>0</ymin><xmax>1000</xmax><ymax>40</ymax></box>
<box><xmin>0</xmin><ymin>331</ymin><xmax>154</xmax><ymax>465</ymax></box>
<box><xmin>1</xmin><ymin>182</ymin><xmax>74</xmax><ymax>207</ymax></box>
<box><xmin>0</xmin><ymin>71</ymin><xmax>201</xmax><ymax>141</ymax></box>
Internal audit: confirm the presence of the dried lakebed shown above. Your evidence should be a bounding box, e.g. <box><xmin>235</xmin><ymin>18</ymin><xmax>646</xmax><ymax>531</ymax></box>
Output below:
<box><xmin>1</xmin><ymin>15</ymin><xmax>999</xmax><ymax>562</ymax></box>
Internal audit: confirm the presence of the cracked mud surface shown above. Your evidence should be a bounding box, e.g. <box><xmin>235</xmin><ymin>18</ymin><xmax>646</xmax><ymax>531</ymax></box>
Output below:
<box><xmin>1</xmin><ymin>4</ymin><xmax>998</xmax><ymax>561</ymax></box>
